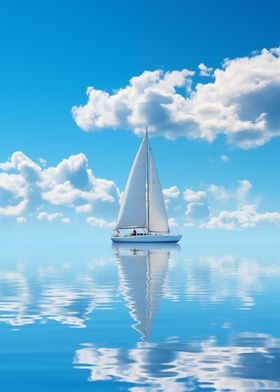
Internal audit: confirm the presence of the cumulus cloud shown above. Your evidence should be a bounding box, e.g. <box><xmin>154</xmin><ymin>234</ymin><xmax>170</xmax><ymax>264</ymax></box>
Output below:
<box><xmin>86</xmin><ymin>216</ymin><xmax>115</xmax><ymax>228</ymax></box>
<box><xmin>0</xmin><ymin>152</ymin><xmax>120</xmax><ymax>223</ymax></box>
<box><xmin>183</xmin><ymin>189</ymin><xmax>207</xmax><ymax>203</ymax></box>
<box><xmin>208</xmin><ymin>180</ymin><xmax>253</xmax><ymax>205</ymax></box>
<box><xmin>43</xmin><ymin>153</ymin><xmax>89</xmax><ymax>189</ymax></box>
<box><xmin>0</xmin><ymin>200</ymin><xmax>28</xmax><ymax>217</ymax></box>
<box><xmin>183</xmin><ymin>189</ymin><xmax>210</xmax><ymax>222</ymax></box>
<box><xmin>163</xmin><ymin>186</ymin><xmax>180</xmax><ymax>207</ymax></box>
<box><xmin>201</xmin><ymin>204</ymin><xmax>280</xmax><ymax>230</ymax></box>
<box><xmin>37</xmin><ymin>211</ymin><xmax>72</xmax><ymax>224</ymax></box>
<box><xmin>0</xmin><ymin>151</ymin><xmax>42</xmax><ymax>181</ymax></box>
<box><xmin>75</xmin><ymin>203</ymin><xmax>92</xmax><ymax>213</ymax></box>
<box><xmin>72</xmin><ymin>48</ymin><xmax>280</xmax><ymax>149</ymax></box>
<box><xmin>38</xmin><ymin>212</ymin><xmax>65</xmax><ymax>222</ymax></box>
<box><xmin>198</xmin><ymin>63</ymin><xmax>213</xmax><ymax>77</ymax></box>
<box><xmin>184</xmin><ymin>180</ymin><xmax>280</xmax><ymax>230</ymax></box>
<box><xmin>208</xmin><ymin>184</ymin><xmax>230</xmax><ymax>202</ymax></box>
<box><xmin>236</xmin><ymin>180</ymin><xmax>252</xmax><ymax>204</ymax></box>
<box><xmin>185</xmin><ymin>202</ymin><xmax>211</xmax><ymax>221</ymax></box>
<box><xmin>0</xmin><ymin>155</ymin><xmax>34</xmax><ymax>215</ymax></box>
<box><xmin>168</xmin><ymin>217</ymin><xmax>179</xmax><ymax>228</ymax></box>
<box><xmin>1</xmin><ymin>152</ymin><xmax>279</xmax><ymax>232</ymax></box>
<box><xmin>163</xmin><ymin>186</ymin><xmax>180</xmax><ymax>200</ymax></box>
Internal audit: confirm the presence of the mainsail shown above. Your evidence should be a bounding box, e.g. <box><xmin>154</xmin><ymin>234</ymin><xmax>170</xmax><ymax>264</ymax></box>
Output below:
<box><xmin>116</xmin><ymin>132</ymin><xmax>148</xmax><ymax>229</ymax></box>
<box><xmin>116</xmin><ymin>129</ymin><xmax>169</xmax><ymax>233</ymax></box>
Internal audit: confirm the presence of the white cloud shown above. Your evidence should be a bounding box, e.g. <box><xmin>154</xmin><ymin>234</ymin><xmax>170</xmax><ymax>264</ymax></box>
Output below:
<box><xmin>72</xmin><ymin>69</ymin><xmax>195</xmax><ymax>139</ymax></box>
<box><xmin>208</xmin><ymin>180</ymin><xmax>252</xmax><ymax>204</ymax></box>
<box><xmin>163</xmin><ymin>186</ymin><xmax>180</xmax><ymax>199</ymax></box>
<box><xmin>16</xmin><ymin>216</ymin><xmax>26</xmax><ymax>224</ymax></box>
<box><xmin>208</xmin><ymin>184</ymin><xmax>230</xmax><ymax>202</ymax></box>
<box><xmin>41</xmin><ymin>181</ymin><xmax>81</xmax><ymax>206</ymax></box>
<box><xmin>183</xmin><ymin>189</ymin><xmax>207</xmax><ymax>203</ymax></box>
<box><xmin>168</xmin><ymin>217</ymin><xmax>179</xmax><ymax>228</ymax></box>
<box><xmin>40</xmin><ymin>154</ymin><xmax>119</xmax><ymax>209</ymax></box>
<box><xmin>184</xmin><ymin>180</ymin><xmax>279</xmax><ymax>230</ymax></box>
<box><xmin>42</xmin><ymin>153</ymin><xmax>89</xmax><ymax>189</ymax></box>
<box><xmin>236</xmin><ymin>179</ymin><xmax>252</xmax><ymax>204</ymax></box>
<box><xmin>75</xmin><ymin>203</ymin><xmax>92</xmax><ymax>213</ymax></box>
<box><xmin>0</xmin><ymin>152</ymin><xmax>120</xmax><ymax>223</ymax></box>
<box><xmin>0</xmin><ymin>199</ymin><xmax>28</xmax><ymax>217</ymax></box>
<box><xmin>72</xmin><ymin>48</ymin><xmax>280</xmax><ymax>149</ymax></box>
<box><xmin>4</xmin><ymin>151</ymin><xmax>42</xmax><ymax>181</ymax></box>
<box><xmin>184</xmin><ymin>189</ymin><xmax>210</xmax><ymax>222</ymax></box>
<box><xmin>185</xmin><ymin>202</ymin><xmax>210</xmax><ymax>221</ymax></box>
<box><xmin>86</xmin><ymin>216</ymin><xmax>115</xmax><ymax>228</ymax></box>
<box><xmin>201</xmin><ymin>204</ymin><xmax>280</xmax><ymax>230</ymax></box>
<box><xmin>1</xmin><ymin>151</ymin><xmax>279</xmax><ymax>232</ymax></box>
<box><xmin>0</xmin><ymin>172</ymin><xmax>28</xmax><ymax>200</ymax></box>
<box><xmin>37</xmin><ymin>211</ymin><xmax>71</xmax><ymax>224</ymax></box>
<box><xmin>163</xmin><ymin>186</ymin><xmax>180</xmax><ymax>207</ymax></box>
<box><xmin>198</xmin><ymin>63</ymin><xmax>213</xmax><ymax>77</ymax></box>
<box><xmin>37</xmin><ymin>211</ymin><xmax>64</xmax><ymax>222</ymax></box>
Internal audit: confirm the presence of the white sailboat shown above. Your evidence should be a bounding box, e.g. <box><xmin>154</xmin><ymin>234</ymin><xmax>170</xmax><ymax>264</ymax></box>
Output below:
<box><xmin>112</xmin><ymin>129</ymin><xmax>182</xmax><ymax>243</ymax></box>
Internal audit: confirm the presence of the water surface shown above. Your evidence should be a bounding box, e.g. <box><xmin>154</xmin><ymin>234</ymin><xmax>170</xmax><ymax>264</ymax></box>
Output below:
<box><xmin>0</xmin><ymin>243</ymin><xmax>280</xmax><ymax>391</ymax></box>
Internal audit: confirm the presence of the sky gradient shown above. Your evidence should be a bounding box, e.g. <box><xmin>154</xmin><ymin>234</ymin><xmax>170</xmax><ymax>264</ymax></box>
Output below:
<box><xmin>0</xmin><ymin>0</ymin><xmax>280</xmax><ymax>243</ymax></box>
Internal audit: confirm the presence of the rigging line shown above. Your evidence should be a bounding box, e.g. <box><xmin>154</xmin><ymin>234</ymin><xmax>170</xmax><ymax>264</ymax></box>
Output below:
<box><xmin>146</xmin><ymin>126</ymin><xmax>150</xmax><ymax>234</ymax></box>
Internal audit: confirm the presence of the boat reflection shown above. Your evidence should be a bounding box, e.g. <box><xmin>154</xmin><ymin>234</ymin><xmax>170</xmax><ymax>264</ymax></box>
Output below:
<box><xmin>113</xmin><ymin>244</ymin><xmax>180</xmax><ymax>340</ymax></box>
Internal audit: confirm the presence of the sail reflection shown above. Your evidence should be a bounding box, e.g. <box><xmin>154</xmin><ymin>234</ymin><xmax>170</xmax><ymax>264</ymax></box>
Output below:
<box><xmin>114</xmin><ymin>244</ymin><xmax>177</xmax><ymax>340</ymax></box>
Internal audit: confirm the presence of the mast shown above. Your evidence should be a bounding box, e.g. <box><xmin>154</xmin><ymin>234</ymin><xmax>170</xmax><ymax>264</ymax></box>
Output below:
<box><xmin>146</xmin><ymin>126</ymin><xmax>150</xmax><ymax>233</ymax></box>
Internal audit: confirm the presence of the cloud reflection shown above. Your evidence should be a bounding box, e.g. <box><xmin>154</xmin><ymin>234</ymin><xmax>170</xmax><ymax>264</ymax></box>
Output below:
<box><xmin>183</xmin><ymin>254</ymin><xmax>280</xmax><ymax>309</ymax></box>
<box><xmin>0</xmin><ymin>259</ymin><xmax>117</xmax><ymax>328</ymax></box>
<box><xmin>0</xmin><ymin>246</ymin><xmax>280</xmax><ymax>335</ymax></box>
<box><xmin>74</xmin><ymin>332</ymin><xmax>280</xmax><ymax>391</ymax></box>
<box><xmin>73</xmin><ymin>245</ymin><xmax>280</xmax><ymax>390</ymax></box>
<box><xmin>1</xmin><ymin>245</ymin><xmax>280</xmax><ymax>390</ymax></box>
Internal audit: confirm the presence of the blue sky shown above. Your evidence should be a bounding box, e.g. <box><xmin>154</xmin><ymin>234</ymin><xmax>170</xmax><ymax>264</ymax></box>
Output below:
<box><xmin>0</xmin><ymin>0</ymin><xmax>280</xmax><ymax>242</ymax></box>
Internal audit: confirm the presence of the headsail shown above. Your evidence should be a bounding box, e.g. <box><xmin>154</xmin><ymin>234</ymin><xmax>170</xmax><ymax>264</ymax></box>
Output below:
<box><xmin>148</xmin><ymin>148</ymin><xmax>169</xmax><ymax>233</ymax></box>
<box><xmin>116</xmin><ymin>132</ymin><xmax>148</xmax><ymax>229</ymax></box>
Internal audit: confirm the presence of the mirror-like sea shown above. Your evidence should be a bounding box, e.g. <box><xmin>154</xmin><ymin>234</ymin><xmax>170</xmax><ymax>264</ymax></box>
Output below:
<box><xmin>0</xmin><ymin>242</ymin><xmax>279</xmax><ymax>391</ymax></box>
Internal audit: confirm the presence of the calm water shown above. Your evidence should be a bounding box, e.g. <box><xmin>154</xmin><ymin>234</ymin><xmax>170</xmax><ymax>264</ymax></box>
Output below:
<box><xmin>0</xmin><ymin>242</ymin><xmax>280</xmax><ymax>391</ymax></box>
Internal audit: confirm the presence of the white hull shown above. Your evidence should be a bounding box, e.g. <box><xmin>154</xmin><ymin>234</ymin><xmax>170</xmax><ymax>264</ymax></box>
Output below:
<box><xmin>111</xmin><ymin>234</ymin><xmax>182</xmax><ymax>243</ymax></box>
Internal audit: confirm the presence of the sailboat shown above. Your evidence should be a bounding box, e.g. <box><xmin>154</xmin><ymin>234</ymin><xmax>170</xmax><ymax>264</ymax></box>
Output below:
<box><xmin>112</xmin><ymin>129</ymin><xmax>182</xmax><ymax>243</ymax></box>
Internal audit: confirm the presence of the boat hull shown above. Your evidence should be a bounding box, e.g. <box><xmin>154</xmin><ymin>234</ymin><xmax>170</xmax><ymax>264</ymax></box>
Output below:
<box><xmin>111</xmin><ymin>234</ymin><xmax>182</xmax><ymax>243</ymax></box>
